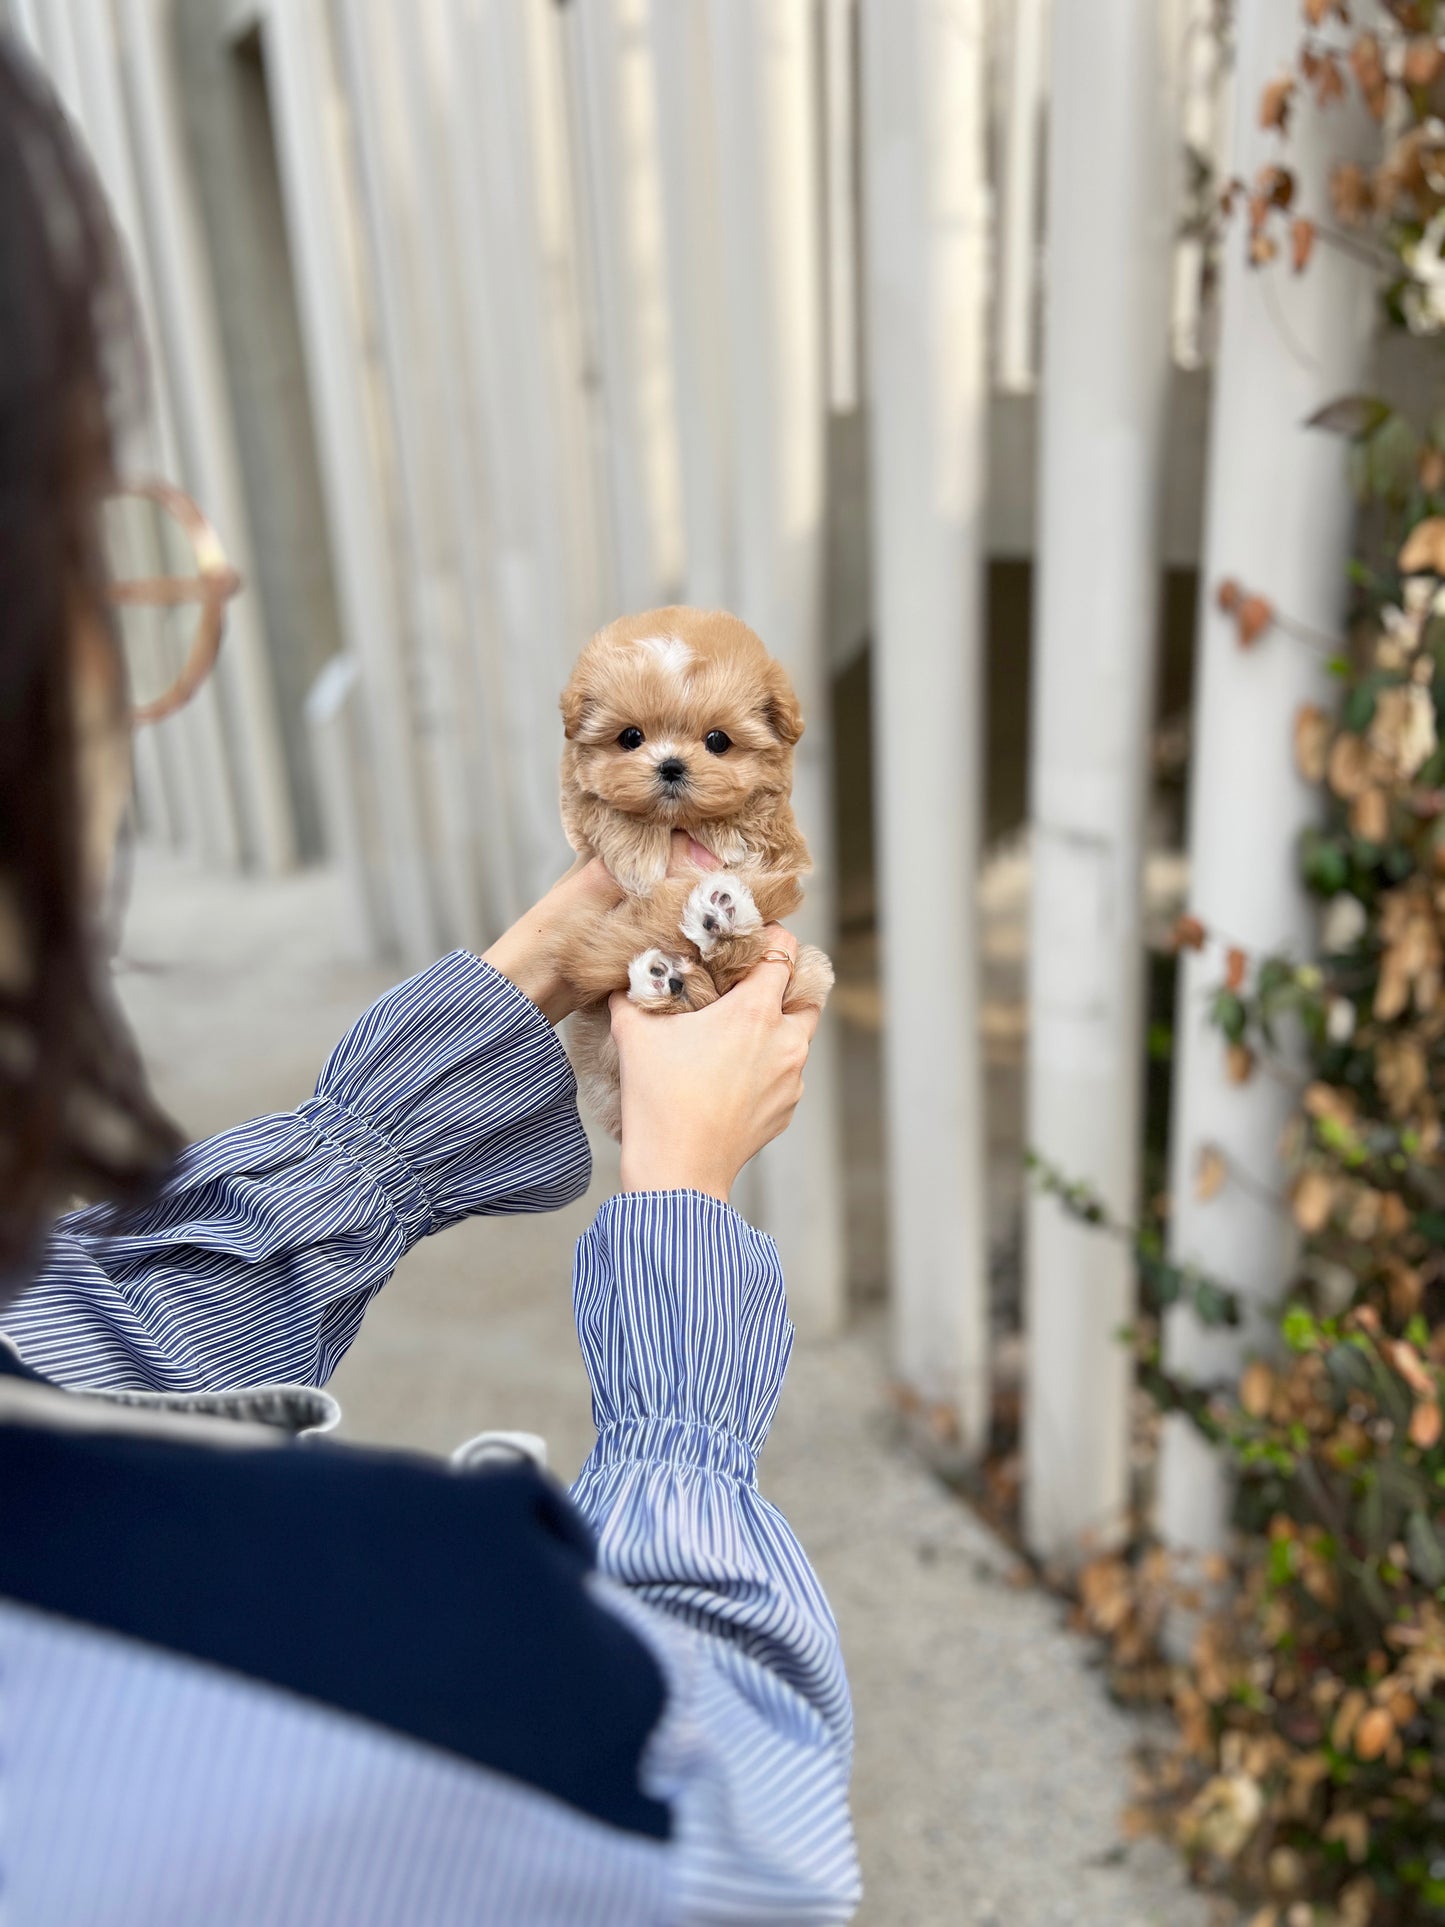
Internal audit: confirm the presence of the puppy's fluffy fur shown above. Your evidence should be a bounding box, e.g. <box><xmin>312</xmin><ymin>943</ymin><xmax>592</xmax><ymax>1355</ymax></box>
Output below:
<box><xmin>553</xmin><ymin>606</ymin><xmax>833</xmax><ymax>1136</ymax></box>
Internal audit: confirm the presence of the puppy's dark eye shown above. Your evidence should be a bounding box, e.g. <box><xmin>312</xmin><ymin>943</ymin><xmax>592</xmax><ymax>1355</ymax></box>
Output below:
<box><xmin>704</xmin><ymin>730</ymin><xmax>732</xmax><ymax>755</ymax></box>
<box><xmin>617</xmin><ymin>727</ymin><xmax>645</xmax><ymax>750</ymax></box>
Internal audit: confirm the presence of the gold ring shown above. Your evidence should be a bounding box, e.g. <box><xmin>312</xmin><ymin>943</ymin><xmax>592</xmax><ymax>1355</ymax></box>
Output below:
<box><xmin>759</xmin><ymin>947</ymin><xmax>796</xmax><ymax>990</ymax></box>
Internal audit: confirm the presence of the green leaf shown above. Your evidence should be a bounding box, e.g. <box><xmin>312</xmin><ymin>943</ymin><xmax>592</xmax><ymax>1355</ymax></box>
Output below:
<box><xmin>1406</xmin><ymin>1510</ymin><xmax>1445</xmax><ymax>1589</ymax></box>
<box><xmin>1211</xmin><ymin>989</ymin><xmax>1248</xmax><ymax>1045</ymax></box>
<box><xmin>1306</xmin><ymin>395</ymin><xmax>1395</xmax><ymax>439</ymax></box>
<box><xmin>1281</xmin><ymin>1304</ymin><xmax>1321</xmax><ymax>1352</ymax></box>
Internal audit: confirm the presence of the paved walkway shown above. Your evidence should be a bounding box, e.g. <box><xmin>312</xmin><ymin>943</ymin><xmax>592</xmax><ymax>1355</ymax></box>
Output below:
<box><xmin>112</xmin><ymin>848</ymin><xmax>1213</xmax><ymax>1926</ymax></box>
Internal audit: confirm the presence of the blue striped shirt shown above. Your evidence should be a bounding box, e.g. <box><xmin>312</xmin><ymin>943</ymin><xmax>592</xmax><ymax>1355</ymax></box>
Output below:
<box><xmin>0</xmin><ymin>952</ymin><xmax>860</xmax><ymax>1923</ymax></box>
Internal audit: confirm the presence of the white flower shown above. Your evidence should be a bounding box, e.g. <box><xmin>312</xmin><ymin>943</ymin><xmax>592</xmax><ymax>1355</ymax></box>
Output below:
<box><xmin>1322</xmin><ymin>895</ymin><xmax>1368</xmax><ymax>953</ymax></box>
<box><xmin>1369</xmin><ymin>681</ymin><xmax>1438</xmax><ymax>779</ymax></box>
<box><xmin>1326</xmin><ymin>996</ymin><xmax>1357</xmax><ymax>1044</ymax></box>
<box><xmin>1403</xmin><ymin>211</ymin><xmax>1445</xmax><ymax>336</ymax></box>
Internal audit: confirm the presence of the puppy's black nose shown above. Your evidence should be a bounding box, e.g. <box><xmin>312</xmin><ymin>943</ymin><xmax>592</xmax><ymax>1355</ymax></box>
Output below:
<box><xmin>657</xmin><ymin>757</ymin><xmax>687</xmax><ymax>784</ymax></box>
<box><xmin>668</xmin><ymin>975</ymin><xmax>685</xmax><ymax>996</ymax></box>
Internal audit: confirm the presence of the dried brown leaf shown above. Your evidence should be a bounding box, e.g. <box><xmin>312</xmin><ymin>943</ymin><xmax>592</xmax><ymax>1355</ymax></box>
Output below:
<box><xmin>1290</xmin><ymin>216</ymin><xmax>1317</xmax><ymax>273</ymax></box>
<box><xmin>1226</xmin><ymin>1041</ymin><xmax>1256</xmax><ymax>1086</ymax></box>
<box><xmin>1399</xmin><ymin>515</ymin><xmax>1445</xmax><ymax>575</ymax></box>
<box><xmin>1350</xmin><ymin>787</ymin><xmax>1389</xmax><ymax>843</ymax></box>
<box><xmin>1196</xmin><ymin>1144</ymin><xmax>1228</xmax><ymax>1204</ymax></box>
<box><xmin>1350</xmin><ymin>33</ymin><xmax>1389</xmax><ymax>120</ymax></box>
<box><xmin>1260</xmin><ymin>75</ymin><xmax>1295</xmax><ymax>131</ymax></box>
<box><xmin>1172</xmin><ymin>913</ymin><xmax>1207</xmax><ymax>953</ymax></box>
<box><xmin>1238</xmin><ymin>594</ymin><xmax>1275</xmax><ymax>646</ymax></box>
<box><xmin>1354</xmin><ymin>1704</ymin><xmax>1394</xmax><ymax>1760</ymax></box>
<box><xmin>1225</xmin><ymin>947</ymin><xmax>1248</xmax><ymax>991</ymax></box>
<box><xmin>1403</xmin><ymin>36</ymin><xmax>1445</xmax><ymax>90</ymax></box>
<box><xmin>1328</xmin><ymin>732</ymin><xmax>1374</xmax><ymax>801</ymax></box>
<box><xmin>1241</xmin><ymin>1361</ymin><xmax>1275</xmax><ymax>1418</ymax></box>
<box><xmin>1294</xmin><ymin>704</ymin><xmax>1332</xmax><ymax>782</ymax></box>
<box><xmin>1409</xmin><ymin>1396</ymin><xmax>1442</xmax><ymax>1448</ymax></box>
<box><xmin>1292</xmin><ymin>1167</ymin><xmax>1336</xmax><ymax>1235</ymax></box>
<box><xmin>1330</xmin><ymin>162</ymin><xmax>1374</xmax><ymax>225</ymax></box>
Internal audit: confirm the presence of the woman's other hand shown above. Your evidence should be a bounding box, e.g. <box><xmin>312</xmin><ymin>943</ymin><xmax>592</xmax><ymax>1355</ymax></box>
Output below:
<box><xmin>481</xmin><ymin>833</ymin><xmax>718</xmax><ymax>1024</ymax></box>
<box><xmin>610</xmin><ymin>925</ymin><xmax>819</xmax><ymax>1202</ymax></box>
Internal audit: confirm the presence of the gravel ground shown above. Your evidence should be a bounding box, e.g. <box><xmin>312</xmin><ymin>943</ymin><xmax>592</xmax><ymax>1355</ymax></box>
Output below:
<box><xmin>110</xmin><ymin>846</ymin><xmax>1216</xmax><ymax>1927</ymax></box>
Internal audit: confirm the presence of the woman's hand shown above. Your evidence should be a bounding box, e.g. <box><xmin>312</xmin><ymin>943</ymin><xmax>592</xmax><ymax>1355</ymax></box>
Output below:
<box><xmin>481</xmin><ymin>857</ymin><xmax>623</xmax><ymax>1025</ymax></box>
<box><xmin>610</xmin><ymin>925</ymin><xmax>820</xmax><ymax>1202</ymax></box>
<box><xmin>481</xmin><ymin>833</ymin><xmax>718</xmax><ymax>1024</ymax></box>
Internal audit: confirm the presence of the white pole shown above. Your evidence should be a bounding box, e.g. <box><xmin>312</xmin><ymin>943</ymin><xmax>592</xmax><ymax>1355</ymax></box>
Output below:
<box><xmin>116</xmin><ymin>0</ymin><xmax>297</xmax><ymax>876</ymax></box>
<box><xmin>394</xmin><ymin>3</ymin><xmax>524</xmax><ymax>935</ymax></box>
<box><xmin>63</xmin><ymin>0</ymin><xmax>241</xmax><ymax>872</ymax></box>
<box><xmin>333</xmin><ymin>0</ymin><xmax>491</xmax><ymax>952</ymax></box>
<box><xmin>261</xmin><ymin>0</ymin><xmax>438</xmax><ymax>965</ymax></box>
<box><xmin>860</xmin><ymin>0</ymin><xmax>990</xmax><ymax>1446</ymax></box>
<box><xmin>1159</xmin><ymin>4</ymin><xmax>1375</xmax><ymax>1554</ymax></box>
<box><xmin>1022</xmin><ymin>0</ymin><xmax>1174</xmax><ymax>1561</ymax></box>
<box><xmin>994</xmin><ymin>0</ymin><xmax>1048</xmax><ymax>394</ymax></box>
<box><xmin>646</xmin><ymin>0</ymin><xmax>734</xmax><ymax>607</ymax></box>
<box><xmin>567</xmin><ymin>0</ymin><xmax>683</xmax><ymax>611</ymax></box>
<box><xmin>822</xmin><ymin>0</ymin><xmax>859</xmax><ymax>415</ymax></box>
<box><xmin>706</xmin><ymin>0</ymin><xmax>845</xmax><ymax>1336</ymax></box>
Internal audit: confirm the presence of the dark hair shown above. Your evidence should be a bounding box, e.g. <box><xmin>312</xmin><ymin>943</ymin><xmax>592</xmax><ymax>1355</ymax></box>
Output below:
<box><xmin>0</xmin><ymin>36</ymin><xmax>181</xmax><ymax>1297</ymax></box>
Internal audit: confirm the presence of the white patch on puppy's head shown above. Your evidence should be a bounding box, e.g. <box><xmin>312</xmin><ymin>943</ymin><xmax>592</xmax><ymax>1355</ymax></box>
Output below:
<box><xmin>635</xmin><ymin>635</ymin><xmax>692</xmax><ymax>678</ymax></box>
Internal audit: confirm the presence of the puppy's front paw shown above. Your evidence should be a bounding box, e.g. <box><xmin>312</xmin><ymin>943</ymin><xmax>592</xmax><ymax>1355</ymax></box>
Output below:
<box><xmin>626</xmin><ymin>947</ymin><xmax>720</xmax><ymax>1013</ymax></box>
<box><xmin>680</xmin><ymin>874</ymin><xmax>762</xmax><ymax>956</ymax></box>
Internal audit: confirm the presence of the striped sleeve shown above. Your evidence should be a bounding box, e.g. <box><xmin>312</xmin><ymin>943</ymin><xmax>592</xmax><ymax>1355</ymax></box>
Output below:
<box><xmin>2</xmin><ymin>954</ymin><xmax>590</xmax><ymax>1393</ymax></box>
<box><xmin>569</xmin><ymin>1190</ymin><xmax>861</xmax><ymax>1921</ymax></box>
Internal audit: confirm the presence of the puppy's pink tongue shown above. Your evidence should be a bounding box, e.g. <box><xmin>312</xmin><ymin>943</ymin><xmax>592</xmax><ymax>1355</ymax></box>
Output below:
<box><xmin>687</xmin><ymin>836</ymin><xmax>719</xmax><ymax>871</ymax></box>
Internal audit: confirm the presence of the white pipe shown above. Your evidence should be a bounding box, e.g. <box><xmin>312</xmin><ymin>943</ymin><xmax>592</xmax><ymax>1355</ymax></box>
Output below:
<box><xmin>261</xmin><ymin>0</ymin><xmax>438</xmax><ymax>964</ymax></box>
<box><xmin>567</xmin><ymin>0</ymin><xmax>683</xmax><ymax>610</ymax></box>
<box><xmin>65</xmin><ymin>0</ymin><xmax>242</xmax><ymax>873</ymax></box>
<box><xmin>1159</xmin><ymin>2</ymin><xmax>1376</xmax><ymax>1555</ymax></box>
<box><xmin>646</xmin><ymin>0</ymin><xmax>733</xmax><ymax>607</ymax></box>
<box><xmin>823</xmin><ymin>0</ymin><xmax>859</xmax><ymax>415</ymax></box>
<box><xmin>860</xmin><ymin>0</ymin><xmax>991</xmax><ymax>1446</ymax></box>
<box><xmin>994</xmin><ymin>0</ymin><xmax>1048</xmax><ymax>394</ymax></box>
<box><xmin>333</xmin><ymin>0</ymin><xmax>489</xmax><ymax>953</ymax></box>
<box><xmin>116</xmin><ymin>0</ymin><xmax>297</xmax><ymax>876</ymax></box>
<box><xmin>705</xmin><ymin>0</ymin><xmax>845</xmax><ymax>1337</ymax></box>
<box><xmin>1023</xmin><ymin>0</ymin><xmax>1174</xmax><ymax>1561</ymax></box>
<box><xmin>436</xmin><ymin>0</ymin><xmax>595</xmax><ymax>906</ymax></box>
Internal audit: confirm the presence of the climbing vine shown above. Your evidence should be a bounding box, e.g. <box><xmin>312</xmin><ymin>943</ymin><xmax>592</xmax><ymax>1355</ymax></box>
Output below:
<box><xmin>1056</xmin><ymin>7</ymin><xmax>1445</xmax><ymax>1923</ymax></box>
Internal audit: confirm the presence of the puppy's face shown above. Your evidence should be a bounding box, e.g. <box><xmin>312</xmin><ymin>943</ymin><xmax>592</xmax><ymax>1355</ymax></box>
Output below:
<box><xmin>561</xmin><ymin>608</ymin><xmax>803</xmax><ymax>825</ymax></box>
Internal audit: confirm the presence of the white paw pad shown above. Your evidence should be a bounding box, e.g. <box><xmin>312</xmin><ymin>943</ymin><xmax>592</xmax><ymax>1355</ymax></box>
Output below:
<box><xmin>681</xmin><ymin>875</ymin><xmax>761</xmax><ymax>954</ymax></box>
<box><xmin>628</xmin><ymin>948</ymin><xmax>687</xmax><ymax>1004</ymax></box>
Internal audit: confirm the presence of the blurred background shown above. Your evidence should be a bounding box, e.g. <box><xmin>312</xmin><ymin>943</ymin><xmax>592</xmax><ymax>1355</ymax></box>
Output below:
<box><xmin>3</xmin><ymin>1</ymin><xmax>1400</xmax><ymax>1919</ymax></box>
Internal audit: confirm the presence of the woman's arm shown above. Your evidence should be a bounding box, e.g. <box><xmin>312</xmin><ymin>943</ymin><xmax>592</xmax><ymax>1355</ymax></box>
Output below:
<box><xmin>1</xmin><ymin>862</ymin><xmax>623</xmax><ymax>1394</ymax></box>
<box><xmin>569</xmin><ymin>939</ymin><xmax>860</xmax><ymax>1920</ymax></box>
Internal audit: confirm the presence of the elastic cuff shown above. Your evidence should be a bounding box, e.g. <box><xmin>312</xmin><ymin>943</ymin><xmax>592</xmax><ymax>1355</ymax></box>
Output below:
<box><xmin>589</xmin><ymin>1416</ymin><xmax>757</xmax><ymax>1485</ymax></box>
<box><xmin>297</xmin><ymin>1094</ymin><xmax>434</xmax><ymax>1246</ymax></box>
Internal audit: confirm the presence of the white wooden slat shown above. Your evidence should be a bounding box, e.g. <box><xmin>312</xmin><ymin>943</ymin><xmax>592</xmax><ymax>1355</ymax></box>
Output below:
<box><xmin>705</xmin><ymin>0</ymin><xmax>845</xmax><ymax>1337</ymax></box>
<box><xmin>396</xmin><ymin>0</ymin><xmax>523</xmax><ymax>934</ymax></box>
<box><xmin>333</xmin><ymin>0</ymin><xmax>490</xmax><ymax>953</ymax></box>
<box><xmin>646</xmin><ymin>0</ymin><xmax>734</xmax><ymax>607</ymax></box>
<box><xmin>994</xmin><ymin>0</ymin><xmax>1047</xmax><ymax>393</ymax></box>
<box><xmin>115</xmin><ymin>0</ymin><xmax>297</xmax><ymax>875</ymax></box>
<box><xmin>823</xmin><ymin>0</ymin><xmax>859</xmax><ymax>414</ymax></box>
<box><xmin>1023</xmin><ymin>0</ymin><xmax>1175</xmax><ymax>1561</ymax></box>
<box><xmin>860</xmin><ymin>0</ymin><xmax>991</xmax><ymax>1445</ymax></box>
<box><xmin>260</xmin><ymin>0</ymin><xmax>439</xmax><ymax>966</ymax></box>
<box><xmin>1159</xmin><ymin>2</ymin><xmax>1376</xmax><ymax>1555</ymax></box>
<box><xmin>431</xmin><ymin>0</ymin><xmax>596</xmax><ymax>907</ymax></box>
<box><xmin>566</xmin><ymin>0</ymin><xmax>684</xmax><ymax>612</ymax></box>
<box><xmin>65</xmin><ymin>0</ymin><xmax>243</xmax><ymax>873</ymax></box>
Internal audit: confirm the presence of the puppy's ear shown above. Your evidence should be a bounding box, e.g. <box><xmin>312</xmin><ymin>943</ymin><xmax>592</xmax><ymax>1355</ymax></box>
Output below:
<box><xmin>759</xmin><ymin>661</ymin><xmax>804</xmax><ymax>746</ymax></box>
<box><xmin>560</xmin><ymin>670</ymin><xmax>593</xmax><ymax>741</ymax></box>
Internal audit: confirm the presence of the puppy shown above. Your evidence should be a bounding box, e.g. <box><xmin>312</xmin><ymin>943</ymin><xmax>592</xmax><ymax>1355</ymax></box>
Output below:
<box><xmin>553</xmin><ymin>606</ymin><xmax>833</xmax><ymax>1137</ymax></box>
